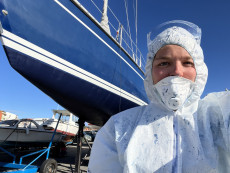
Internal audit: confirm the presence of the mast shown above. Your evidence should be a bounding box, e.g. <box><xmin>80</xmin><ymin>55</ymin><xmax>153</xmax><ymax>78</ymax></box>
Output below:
<box><xmin>101</xmin><ymin>0</ymin><xmax>111</xmax><ymax>34</ymax></box>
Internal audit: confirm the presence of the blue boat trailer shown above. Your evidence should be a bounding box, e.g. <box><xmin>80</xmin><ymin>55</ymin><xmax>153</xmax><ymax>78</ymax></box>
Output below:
<box><xmin>0</xmin><ymin>114</ymin><xmax>63</xmax><ymax>173</ymax></box>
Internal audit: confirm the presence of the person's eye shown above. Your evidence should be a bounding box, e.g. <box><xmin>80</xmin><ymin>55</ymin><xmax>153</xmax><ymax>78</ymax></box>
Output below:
<box><xmin>184</xmin><ymin>61</ymin><xmax>194</xmax><ymax>67</ymax></box>
<box><xmin>158</xmin><ymin>62</ymin><xmax>169</xmax><ymax>66</ymax></box>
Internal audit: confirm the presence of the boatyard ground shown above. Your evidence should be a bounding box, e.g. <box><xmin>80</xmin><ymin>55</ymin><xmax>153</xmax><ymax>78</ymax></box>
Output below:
<box><xmin>0</xmin><ymin>143</ymin><xmax>91</xmax><ymax>172</ymax></box>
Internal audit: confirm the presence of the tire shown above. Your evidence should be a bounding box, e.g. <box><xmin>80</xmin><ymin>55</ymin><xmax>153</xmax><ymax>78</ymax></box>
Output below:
<box><xmin>39</xmin><ymin>158</ymin><xmax>57</xmax><ymax>173</ymax></box>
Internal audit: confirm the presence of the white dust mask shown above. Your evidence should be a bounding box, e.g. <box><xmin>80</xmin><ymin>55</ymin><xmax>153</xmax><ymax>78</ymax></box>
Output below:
<box><xmin>154</xmin><ymin>76</ymin><xmax>195</xmax><ymax>110</ymax></box>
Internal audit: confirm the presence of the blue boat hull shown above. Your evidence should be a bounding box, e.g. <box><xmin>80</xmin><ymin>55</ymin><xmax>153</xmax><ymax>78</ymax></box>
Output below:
<box><xmin>0</xmin><ymin>0</ymin><xmax>148</xmax><ymax>125</ymax></box>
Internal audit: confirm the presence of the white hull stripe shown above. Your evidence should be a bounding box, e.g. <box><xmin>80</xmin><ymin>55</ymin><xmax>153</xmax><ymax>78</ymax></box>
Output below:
<box><xmin>54</xmin><ymin>0</ymin><xmax>144</xmax><ymax>80</ymax></box>
<box><xmin>1</xmin><ymin>30</ymin><xmax>147</xmax><ymax>106</ymax></box>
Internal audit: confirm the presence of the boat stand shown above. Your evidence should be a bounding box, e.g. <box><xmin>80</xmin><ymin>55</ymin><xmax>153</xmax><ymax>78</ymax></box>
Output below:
<box><xmin>74</xmin><ymin>119</ymin><xmax>92</xmax><ymax>173</ymax></box>
<box><xmin>0</xmin><ymin>114</ymin><xmax>63</xmax><ymax>173</ymax></box>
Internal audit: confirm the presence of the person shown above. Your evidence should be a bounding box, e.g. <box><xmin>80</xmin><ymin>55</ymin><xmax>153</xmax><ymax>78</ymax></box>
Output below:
<box><xmin>87</xmin><ymin>20</ymin><xmax>230</xmax><ymax>173</ymax></box>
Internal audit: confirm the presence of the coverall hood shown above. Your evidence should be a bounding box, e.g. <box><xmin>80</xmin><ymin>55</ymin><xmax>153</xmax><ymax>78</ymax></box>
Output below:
<box><xmin>144</xmin><ymin>23</ymin><xmax>208</xmax><ymax>109</ymax></box>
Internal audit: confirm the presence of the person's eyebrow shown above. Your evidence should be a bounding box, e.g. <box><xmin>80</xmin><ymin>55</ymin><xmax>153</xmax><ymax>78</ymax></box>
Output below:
<box><xmin>154</xmin><ymin>56</ymin><xmax>171</xmax><ymax>61</ymax></box>
<box><xmin>154</xmin><ymin>56</ymin><xmax>193</xmax><ymax>61</ymax></box>
<box><xmin>181</xmin><ymin>56</ymin><xmax>194</xmax><ymax>61</ymax></box>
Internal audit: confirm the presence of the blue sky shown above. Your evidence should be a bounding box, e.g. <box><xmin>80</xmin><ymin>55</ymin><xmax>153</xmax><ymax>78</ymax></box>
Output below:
<box><xmin>0</xmin><ymin>0</ymin><xmax>230</xmax><ymax>119</ymax></box>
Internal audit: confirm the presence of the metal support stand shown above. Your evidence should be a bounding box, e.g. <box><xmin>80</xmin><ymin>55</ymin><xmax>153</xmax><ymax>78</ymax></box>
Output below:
<box><xmin>74</xmin><ymin>119</ymin><xmax>85</xmax><ymax>173</ymax></box>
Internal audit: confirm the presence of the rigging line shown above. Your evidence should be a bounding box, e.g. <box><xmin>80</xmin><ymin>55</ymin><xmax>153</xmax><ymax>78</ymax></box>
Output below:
<box><xmin>132</xmin><ymin>0</ymin><xmax>138</xmax><ymax>61</ymax></box>
<box><xmin>90</xmin><ymin>0</ymin><xmax>119</xmax><ymax>36</ymax></box>
<box><xmin>91</xmin><ymin>0</ymin><xmax>118</xmax><ymax>32</ymax></box>
<box><xmin>90</xmin><ymin>0</ymin><xmax>143</xmax><ymax>68</ymax></box>
<box><xmin>107</xmin><ymin>5</ymin><xmax>122</xmax><ymax>34</ymax></box>
<box><xmin>124</xmin><ymin>0</ymin><xmax>134</xmax><ymax>54</ymax></box>
<box><xmin>90</xmin><ymin>0</ymin><xmax>102</xmax><ymax>14</ymax></box>
<box><xmin>135</xmin><ymin>0</ymin><xmax>138</xmax><ymax>61</ymax></box>
<box><xmin>107</xmin><ymin>6</ymin><xmax>120</xmax><ymax>24</ymax></box>
<box><xmin>101</xmin><ymin>0</ymin><xmax>140</xmax><ymax>64</ymax></box>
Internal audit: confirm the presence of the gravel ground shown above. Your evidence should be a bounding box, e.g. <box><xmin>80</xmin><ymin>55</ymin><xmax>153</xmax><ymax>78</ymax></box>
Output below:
<box><xmin>55</xmin><ymin>144</ymin><xmax>90</xmax><ymax>173</ymax></box>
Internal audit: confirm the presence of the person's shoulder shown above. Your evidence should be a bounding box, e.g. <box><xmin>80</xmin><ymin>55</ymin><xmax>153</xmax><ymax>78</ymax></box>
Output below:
<box><xmin>98</xmin><ymin>105</ymin><xmax>147</xmax><ymax>137</ymax></box>
<box><xmin>198</xmin><ymin>91</ymin><xmax>230</xmax><ymax>127</ymax></box>
<box><xmin>199</xmin><ymin>91</ymin><xmax>230</xmax><ymax>111</ymax></box>
<box><xmin>104</xmin><ymin>105</ymin><xmax>147</xmax><ymax>129</ymax></box>
<box><xmin>201</xmin><ymin>91</ymin><xmax>230</xmax><ymax>102</ymax></box>
<box><xmin>112</xmin><ymin>105</ymin><xmax>147</xmax><ymax>120</ymax></box>
<box><xmin>115</xmin><ymin>105</ymin><xmax>147</xmax><ymax>115</ymax></box>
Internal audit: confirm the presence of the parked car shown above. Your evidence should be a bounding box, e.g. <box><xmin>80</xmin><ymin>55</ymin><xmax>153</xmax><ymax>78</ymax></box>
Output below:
<box><xmin>83</xmin><ymin>130</ymin><xmax>98</xmax><ymax>142</ymax></box>
<box><xmin>83</xmin><ymin>132</ymin><xmax>92</xmax><ymax>143</ymax></box>
<box><xmin>73</xmin><ymin>130</ymin><xmax>98</xmax><ymax>144</ymax></box>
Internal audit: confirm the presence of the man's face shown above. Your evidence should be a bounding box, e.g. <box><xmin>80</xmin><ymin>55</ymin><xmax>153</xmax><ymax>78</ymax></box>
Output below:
<box><xmin>152</xmin><ymin>45</ymin><xmax>196</xmax><ymax>84</ymax></box>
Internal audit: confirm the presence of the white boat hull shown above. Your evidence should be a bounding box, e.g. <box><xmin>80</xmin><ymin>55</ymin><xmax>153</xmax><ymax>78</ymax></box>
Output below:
<box><xmin>0</xmin><ymin>119</ymin><xmax>63</xmax><ymax>148</ymax></box>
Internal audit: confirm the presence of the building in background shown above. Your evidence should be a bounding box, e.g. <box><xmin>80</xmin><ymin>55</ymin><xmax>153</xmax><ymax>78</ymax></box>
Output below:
<box><xmin>0</xmin><ymin>110</ymin><xmax>18</xmax><ymax>121</ymax></box>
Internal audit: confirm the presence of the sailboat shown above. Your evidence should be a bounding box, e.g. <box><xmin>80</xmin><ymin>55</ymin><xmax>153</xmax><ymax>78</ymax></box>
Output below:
<box><xmin>0</xmin><ymin>0</ymin><xmax>148</xmax><ymax>126</ymax></box>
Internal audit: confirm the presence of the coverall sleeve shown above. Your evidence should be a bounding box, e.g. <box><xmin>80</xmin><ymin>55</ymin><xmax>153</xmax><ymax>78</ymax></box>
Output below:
<box><xmin>216</xmin><ymin>91</ymin><xmax>230</xmax><ymax>148</ymax></box>
<box><xmin>87</xmin><ymin>116</ymin><xmax>122</xmax><ymax>173</ymax></box>
<box><xmin>212</xmin><ymin>91</ymin><xmax>230</xmax><ymax>172</ymax></box>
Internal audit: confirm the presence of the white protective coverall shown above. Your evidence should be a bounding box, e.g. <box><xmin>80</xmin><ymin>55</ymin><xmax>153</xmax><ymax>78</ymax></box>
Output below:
<box><xmin>88</xmin><ymin>24</ymin><xmax>230</xmax><ymax>173</ymax></box>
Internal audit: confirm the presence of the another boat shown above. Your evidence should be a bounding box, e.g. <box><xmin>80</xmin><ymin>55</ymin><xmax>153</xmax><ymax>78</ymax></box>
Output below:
<box><xmin>0</xmin><ymin>119</ymin><xmax>64</xmax><ymax>148</ymax></box>
<box><xmin>34</xmin><ymin>109</ymin><xmax>79</xmax><ymax>144</ymax></box>
<box><xmin>0</xmin><ymin>0</ymin><xmax>148</xmax><ymax>126</ymax></box>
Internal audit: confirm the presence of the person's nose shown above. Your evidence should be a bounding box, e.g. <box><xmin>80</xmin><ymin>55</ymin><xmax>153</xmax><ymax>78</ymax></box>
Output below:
<box><xmin>169</xmin><ymin>62</ymin><xmax>183</xmax><ymax>77</ymax></box>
